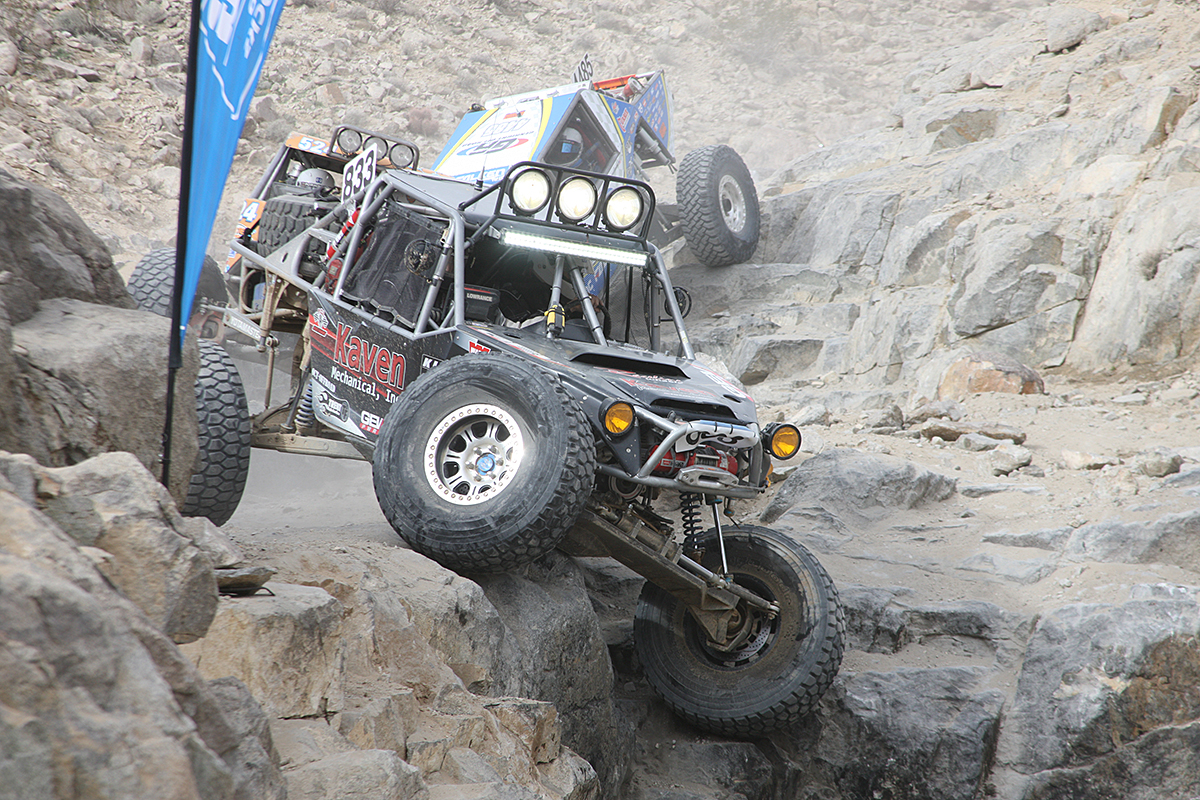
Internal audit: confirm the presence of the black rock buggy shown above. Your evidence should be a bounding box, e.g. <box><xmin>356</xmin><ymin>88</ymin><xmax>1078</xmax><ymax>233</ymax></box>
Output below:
<box><xmin>128</xmin><ymin>70</ymin><xmax>842</xmax><ymax>737</ymax></box>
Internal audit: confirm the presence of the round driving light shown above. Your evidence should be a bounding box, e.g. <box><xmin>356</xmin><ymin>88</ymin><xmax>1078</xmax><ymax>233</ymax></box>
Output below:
<box><xmin>604</xmin><ymin>186</ymin><xmax>644</xmax><ymax>231</ymax></box>
<box><xmin>602</xmin><ymin>401</ymin><xmax>635</xmax><ymax>436</ymax></box>
<box><xmin>336</xmin><ymin>128</ymin><xmax>363</xmax><ymax>154</ymax></box>
<box><xmin>557</xmin><ymin>177</ymin><xmax>597</xmax><ymax>222</ymax></box>
<box><xmin>389</xmin><ymin>142</ymin><xmax>415</xmax><ymax>168</ymax></box>
<box><xmin>510</xmin><ymin>169</ymin><xmax>551</xmax><ymax>214</ymax></box>
<box><xmin>768</xmin><ymin>424</ymin><xmax>801</xmax><ymax>459</ymax></box>
<box><xmin>364</xmin><ymin>136</ymin><xmax>388</xmax><ymax>159</ymax></box>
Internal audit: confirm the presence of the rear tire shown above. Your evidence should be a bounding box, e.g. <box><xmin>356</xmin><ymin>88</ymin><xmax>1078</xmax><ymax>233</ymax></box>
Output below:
<box><xmin>183</xmin><ymin>340</ymin><xmax>252</xmax><ymax>526</ymax></box>
<box><xmin>677</xmin><ymin>145</ymin><xmax>760</xmax><ymax>267</ymax></box>
<box><xmin>126</xmin><ymin>248</ymin><xmax>226</xmax><ymax>317</ymax></box>
<box><xmin>634</xmin><ymin>525</ymin><xmax>843</xmax><ymax>737</ymax></box>
<box><xmin>372</xmin><ymin>354</ymin><xmax>595</xmax><ymax>574</ymax></box>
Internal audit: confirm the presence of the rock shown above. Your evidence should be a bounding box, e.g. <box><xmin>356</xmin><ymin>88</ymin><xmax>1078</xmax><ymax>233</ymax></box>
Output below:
<box><xmin>989</xmin><ymin>443</ymin><xmax>1033</xmax><ymax>476</ymax></box>
<box><xmin>147</xmin><ymin>164</ymin><xmax>181</xmax><ymax>197</ymax></box>
<box><xmin>1062</xmin><ymin>509</ymin><xmax>1200</xmax><ymax>571</ymax></box>
<box><xmin>216</xmin><ymin>564</ymin><xmax>277</xmax><ymax>595</ymax></box>
<box><xmin>286</xmin><ymin>749</ymin><xmax>425</xmax><ymax>800</ymax></box>
<box><xmin>794</xmin><ymin>402</ymin><xmax>831</xmax><ymax>426</ymax></box>
<box><xmin>10</xmin><ymin>299</ymin><xmax>199</xmax><ymax>506</ymax></box>
<box><xmin>34</xmin><ymin>451</ymin><xmax>218</xmax><ymax>643</ymax></box>
<box><xmin>1061</xmin><ymin>449</ymin><xmax>1118</xmax><ymax>470</ymax></box>
<box><xmin>958</xmin><ymin>551</ymin><xmax>1058</xmax><ymax>584</ymax></box>
<box><xmin>180</xmin><ymin>583</ymin><xmax>347</xmax><ymax>718</ymax></box>
<box><xmin>776</xmin><ymin>668</ymin><xmax>1005</xmax><ymax>800</ymax></box>
<box><xmin>0</xmin><ymin>170</ymin><xmax>134</xmax><ymax>322</ymax></box>
<box><xmin>731</xmin><ymin>335</ymin><xmax>825</xmax><ymax>384</ymax></box>
<box><xmin>982</xmin><ymin>527</ymin><xmax>1073</xmax><ymax>551</ymax></box>
<box><xmin>0</xmin><ymin>484</ymin><xmax>280</xmax><ymax>800</ymax></box>
<box><xmin>0</xmin><ymin>39</ymin><xmax>17</xmax><ymax>75</ymax></box>
<box><xmin>762</xmin><ymin>448</ymin><xmax>957</xmax><ymax>524</ymax></box>
<box><xmin>1044</xmin><ymin>7</ymin><xmax>1107</xmax><ymax>53</ymax></box>
<box><xmin>1134</xmin><ymin>446</ymin><xmax>1183</xmax><ymax>477</ymax></box>
<box><xmin>477</xmin><ymin>553</ymin><xmax>632</xmax><ymax>795</ymax></box>
<box><xmin>919</xmin><ymin>419</ymin><xmax>1027</xmax><ymax>444</ymax></box>
<box><xmin>906</xmin><ymin>398</ymin><xmax>965</xmax><ymax>425</ymax></box>
<box><xmin>959</xmin><ymin>432</ymin><xmax>1002</xmax><ymax>451</ymax></box>
<box><xmin>860</xmin><ymin>403</ymin><xmax>904</xmax><ymax>430</ymax></box>
<box><xmin>938</xmin><ymin>352</ymin><xmax>1045</xmax><ymax>400</ymax></box>
<box><xmin>999</xmin><ymin>594</ymin><xmax>1200</xmax><ymax>779</ymax></box>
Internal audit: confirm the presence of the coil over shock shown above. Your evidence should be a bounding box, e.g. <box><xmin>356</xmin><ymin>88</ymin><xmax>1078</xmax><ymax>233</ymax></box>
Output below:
<box><xmin>680</xmin><ymin>491</ymin><xmax>702</xmax><ymax>552</ymax></box>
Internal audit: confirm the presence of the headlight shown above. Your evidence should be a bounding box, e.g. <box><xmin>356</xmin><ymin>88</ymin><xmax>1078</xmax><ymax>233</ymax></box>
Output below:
<box><xmin>765</xmin><ymin>423</ymin><xmax>802</xmax><ymax>459</ymax></box>
<box><xmin>510</xmin><ymin>169</ymin><xmax>551</xmax><ymax>214</ymax></box>
<box><xmin>336</xmin><ymin>128</ymin><xmax>363</xmax><ymax>154</ymax></box>
<box><xmin>389</xmin><ymin>142</ymin><xmax>415</xmax><ymax>168</ymax></box>
<box><xmin>364</xmin><ymin>136</ymin><xmax>388</xmax><ymax>159</ymax></box>
<box><xmin>557</xmin><ymin>177</ymin><xmax>597</xmax><ymax>222</ymax></box>
<box><xmin>602</xmin><ymin>401</ymin><xmax>635</xmax><ymax>436</ymax></box>
<box><xmin>603</xmin><ymin>186</ymin><xmax>644</xmax><ymax>231</ymax></box>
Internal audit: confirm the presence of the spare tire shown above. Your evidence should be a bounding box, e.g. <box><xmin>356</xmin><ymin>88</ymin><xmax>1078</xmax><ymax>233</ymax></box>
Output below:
<box><xmin>677</xmin><ymin>144</ymin><xmax>760</xmax><ymax>267</ymax></box>
<box><xmin>256</xmin><ymin>194</ymin><xmax>338</xmax><ymax>280</ymax></box>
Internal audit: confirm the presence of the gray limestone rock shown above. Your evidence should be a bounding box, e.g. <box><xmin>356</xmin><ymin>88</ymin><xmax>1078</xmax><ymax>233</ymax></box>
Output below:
<box><xmin>762</xmin><ymin>448</ymin><xmax>957</xmax><ymax>525</ymax></box>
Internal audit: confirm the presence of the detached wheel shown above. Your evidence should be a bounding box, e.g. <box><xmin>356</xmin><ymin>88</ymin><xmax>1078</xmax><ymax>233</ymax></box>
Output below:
<box><xmin>677</xmin><ymin>145</ymin><xmax>760</xmax><ymax>267</ymax></box>
<box><xmin>183</xmin><ymin>340</ymin><xmax>251</xmax><ymax>526</ymax></box>
<box><xmin>127</xmin><ymin>247</ymin><xmax>226</xmax><ymax>318</ymax></box>
<box><xmin>634</xmin><ymin>525</ymin><xmax>844</xmax><ymax>737</ymax></box>
<box><xmin>372</xmin><ymin>354</ymin><xmax>596</xmax><ymax>574</ymax></box>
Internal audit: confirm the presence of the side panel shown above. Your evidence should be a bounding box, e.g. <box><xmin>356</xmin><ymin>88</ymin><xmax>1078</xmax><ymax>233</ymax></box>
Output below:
<box><xmin>433</xmin><ymin>96</ymin><xmax>572</xmax><ymax>184</ymax></box>
<box><xmin>306</xmin><ymin>300</ymin><xmax>451</xmax><ymax>441</ymax></box>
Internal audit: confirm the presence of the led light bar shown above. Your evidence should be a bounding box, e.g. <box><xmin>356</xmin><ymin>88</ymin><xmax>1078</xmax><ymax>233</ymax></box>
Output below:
<box><xmin>501</xmin><ymin>230</ymin><xmax>648</xmax><ymax>266</ymax></box>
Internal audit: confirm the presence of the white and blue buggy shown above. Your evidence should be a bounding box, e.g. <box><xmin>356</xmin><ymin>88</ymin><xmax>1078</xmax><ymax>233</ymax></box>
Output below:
<box><xmin>126</xmin><ymin>66</ymin><xmax>837</xmax><ymax>739</ymax></box>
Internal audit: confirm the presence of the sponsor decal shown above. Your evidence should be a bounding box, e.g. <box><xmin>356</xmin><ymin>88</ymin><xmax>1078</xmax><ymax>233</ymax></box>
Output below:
<box><xmin>421</xmin><ymin>355</ymin><xmax>442</xmax><ymax>371</ymax></box>
<box><xmin>317</xmin><ymin>390</ymin><xmax>349</xmax><ymax>421</ymax></box>
<box><xmin>311</xmin><ymin>320</ymin><xmax>407</xmax><ymax>401</ymax></box>
<box><xmin>360</xmin><ymin>409</ymin><xmax>383</xmax><ymax>435</ymax></box>
<box><xmin>468</xmin><ymin>340</ymin><xmax>492</xmax><ymax>354</ymax></box>
<box><xmin>310</xmin><ymin>308</ymin><xmax>332</xmax><ymax>333</ymax></box>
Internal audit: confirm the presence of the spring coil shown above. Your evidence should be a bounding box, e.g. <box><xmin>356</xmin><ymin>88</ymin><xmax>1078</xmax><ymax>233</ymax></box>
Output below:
<box><xmin>680</xmin><ymin>491</ymin><xmax>702</xmax><ymax>540</ymax></box>
<box><xmin>294</xmin><ymin>380</ymin><xmax>315</xmax><ymax>430</ymax></box>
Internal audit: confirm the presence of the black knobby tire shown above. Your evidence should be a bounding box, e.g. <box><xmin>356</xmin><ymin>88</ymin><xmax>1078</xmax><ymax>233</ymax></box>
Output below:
<box><xmin>372</xmin><ymin>354</ymin><xmax>596</xmax><ymax>574</ymax></box>
<box><xmin>127</xmin><ymin>248</ymin><xmax>227</xmax><ymax>318</ymax></box>
<box><xmin>634</xmin><ymin>525</ymin><xmax>844</xmax><ymax>737</ymax></box>
<box><xmin>256</xmin><ymin>194</ymin><xmax>337</xmax><ymax>279</ymax></box>
<box><xmin>676</xmin><ymin>144</ymin><xmax>761</xmax><ymax>267</ymax></box>
<box><xmin>182</xmin><ymin>339</ymin><xmax>252</xmax><ymax>526</ymax></box>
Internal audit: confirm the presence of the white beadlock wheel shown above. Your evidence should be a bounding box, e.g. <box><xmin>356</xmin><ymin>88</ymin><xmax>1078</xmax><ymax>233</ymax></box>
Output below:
<box><xmin>424</xmin><ymin>404</ymin><xmax>525</xmax><ymax>505</ymax></box>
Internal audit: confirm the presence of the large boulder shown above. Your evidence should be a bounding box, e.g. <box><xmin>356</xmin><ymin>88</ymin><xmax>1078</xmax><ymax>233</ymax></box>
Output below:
<box><xmin>762</xmin><ymin>448</ymin><xmax>957</xmax><ymax>525</ymax></box>
<box><xmin>8</xmin><ymin>450</ymin><xmax>219</xmax><ymax>643</ymax></box>
<box><xmin>0</xmin><ymin>170</ymin><xmax>198</xmax><ymax>505</ymax></box>
<box><xmin>996</xmin><ymin>589</ymin><xmax>1200</xmax><ymax>798</ymax></box>
<box><xmin>0</xmin><ymin>470</ymin><xmax>283</xmax><ymax>800</ymax></box>
<box><xmin>11</xmin><ymin>298</ymin><xmax>199</xmax><ymax>504</ymax></box>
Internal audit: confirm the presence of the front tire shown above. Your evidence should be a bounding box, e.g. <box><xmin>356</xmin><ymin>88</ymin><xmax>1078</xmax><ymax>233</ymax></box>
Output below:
<box><xmin>677</xmin><ymin>145</ymin><xmax>760</xmax><ymax>267</ymax></box>
<box><xmin>372</xmin><ymin>354</ymin><xmax>596</xmax><ymax>574</ymax></box>
<box><xmin>634</xmin><ymin>525</ymin><xmax>844</xmax><ymax>737</ymax></box>
<box><xmin>126</xmin><ymin>247</ymin><xmax>226</xmax><ymax>318</ymax></box>
<box><xmin>184</xmin><ymin>340</ymin><xmax>252</xmax><ymax>526</ymax></box>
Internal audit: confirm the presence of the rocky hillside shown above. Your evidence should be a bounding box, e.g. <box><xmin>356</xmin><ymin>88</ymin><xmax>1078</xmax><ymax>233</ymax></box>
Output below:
<box><xmin>1</xmin><ymin>0</ymin><xmax>1050</xmax><ymax>272</ymax></box>
<box><xmin>3</xmin><ymin>1</ymin><xmax>1200</xmax><ymax>800</ymax></box>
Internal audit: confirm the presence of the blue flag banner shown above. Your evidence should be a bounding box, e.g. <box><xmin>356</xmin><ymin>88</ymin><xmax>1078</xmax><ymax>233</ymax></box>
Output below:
<box><xmin>176</xmin><ymin>0</ymin><xmax>286</xmax><ymax>348</ymax></box>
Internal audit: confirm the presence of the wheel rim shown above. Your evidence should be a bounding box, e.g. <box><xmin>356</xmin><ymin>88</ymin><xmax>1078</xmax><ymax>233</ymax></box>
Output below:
<box><xmin>718</xmin><ymin>174</ymin><xmax>747</xmax><ymax>235</ymax></box>
<box><xmin>691</xmin><ymin>573</ymin><xmax>784</xmax><ymax>670</ymax></box>
<box><xmin>423</xmin><ymin>404</ymin><xmax>525</xmax><ymax>505</ymax></box>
